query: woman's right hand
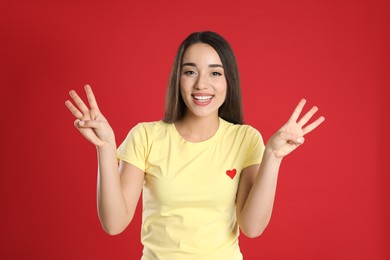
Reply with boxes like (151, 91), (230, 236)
(65, 84), (115, 147)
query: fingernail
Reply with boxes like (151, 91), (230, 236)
(297, 137), (304, 143)
(78, 121), (84, 126)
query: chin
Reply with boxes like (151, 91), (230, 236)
(188, 109), (219, 119)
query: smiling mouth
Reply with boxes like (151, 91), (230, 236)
(192, 95), (213, 102)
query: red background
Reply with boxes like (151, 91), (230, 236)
(1, 0), (389, 259)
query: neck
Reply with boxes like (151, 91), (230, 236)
(175, 114), (220, 142)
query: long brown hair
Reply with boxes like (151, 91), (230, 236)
(164, 31), (244, 124)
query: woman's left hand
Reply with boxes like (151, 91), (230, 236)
(267, 99), (325, 158)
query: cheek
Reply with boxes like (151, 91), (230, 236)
(220, 82), (228, 102)
(218, 80), (227, 96)
(179, 82), (186, 99)
(179, 77), (191, 94)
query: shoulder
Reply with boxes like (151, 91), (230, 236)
(219, 119), (265, 162)
(130, 120), (169, 131)
(128, 120), (172, 140)
(220, 118), (262, 140)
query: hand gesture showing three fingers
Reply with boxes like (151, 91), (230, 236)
(65, 85), (115, 147)
(267, 99), (325, 158)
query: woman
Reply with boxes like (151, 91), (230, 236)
(65, 31), (324, 259)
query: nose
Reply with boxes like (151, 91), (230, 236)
(195, 73), (208, 90)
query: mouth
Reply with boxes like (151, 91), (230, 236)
(192, 94), (214, 105)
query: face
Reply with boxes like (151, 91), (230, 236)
(180, 43), (227, 120)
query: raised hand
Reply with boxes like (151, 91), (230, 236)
(267, 99), (325, 158)
(65, 85), (115, 147)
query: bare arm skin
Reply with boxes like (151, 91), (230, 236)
(65, 85), (144, 235)
(236, 99), (325, 238)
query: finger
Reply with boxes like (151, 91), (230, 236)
(69, 90), (90, 114)
(303, 116), (325, 135)
(298, 106), (318, 127)
(274, 144), (301, 158)
(74, 119), (81, 128)
(289, 99), (306, 122)
(273, 133), (304, 158)
(80, 129), (104, 146)
(73, 120), (105, 146)
(278, 131), (305, 145)
(65, 100), (83, 119)
(84, 84), (100, 111)
(76, 119), (105, 129)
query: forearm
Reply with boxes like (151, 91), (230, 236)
(238, 148), (282, 237)
(96, 142), (128, 234)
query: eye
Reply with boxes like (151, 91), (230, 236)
(211, 71), (222, 76)
(183, 70), (196, 76)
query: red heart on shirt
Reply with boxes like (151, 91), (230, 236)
(226, 169), (237, 179)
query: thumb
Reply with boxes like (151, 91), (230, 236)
(279, 131), (305, 145)
(296, 136), (305, 144)
(73, 119), (106, 146)
(75, 119), (104, 129)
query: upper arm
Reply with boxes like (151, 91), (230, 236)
(119, 160), (145, 221)
(236, 164), (260, 215)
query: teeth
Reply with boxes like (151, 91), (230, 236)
(193, 95), (212, 100)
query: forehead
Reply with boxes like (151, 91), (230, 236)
(182, 43), (222, 64)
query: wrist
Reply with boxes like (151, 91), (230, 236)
(96, 140), (117, 152)
(264, 147), (283, 163)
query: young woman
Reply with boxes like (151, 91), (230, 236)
(65, 31), (324, 259)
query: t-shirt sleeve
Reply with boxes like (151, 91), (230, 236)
(117, 123), (149, 172)
(242, 126), (265, 169)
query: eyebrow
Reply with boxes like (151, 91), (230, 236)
(182, 62), (223, 68)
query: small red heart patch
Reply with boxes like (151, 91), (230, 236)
(226, 169), (237, 179)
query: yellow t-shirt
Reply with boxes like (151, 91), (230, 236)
(117, 118), (265, 260)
